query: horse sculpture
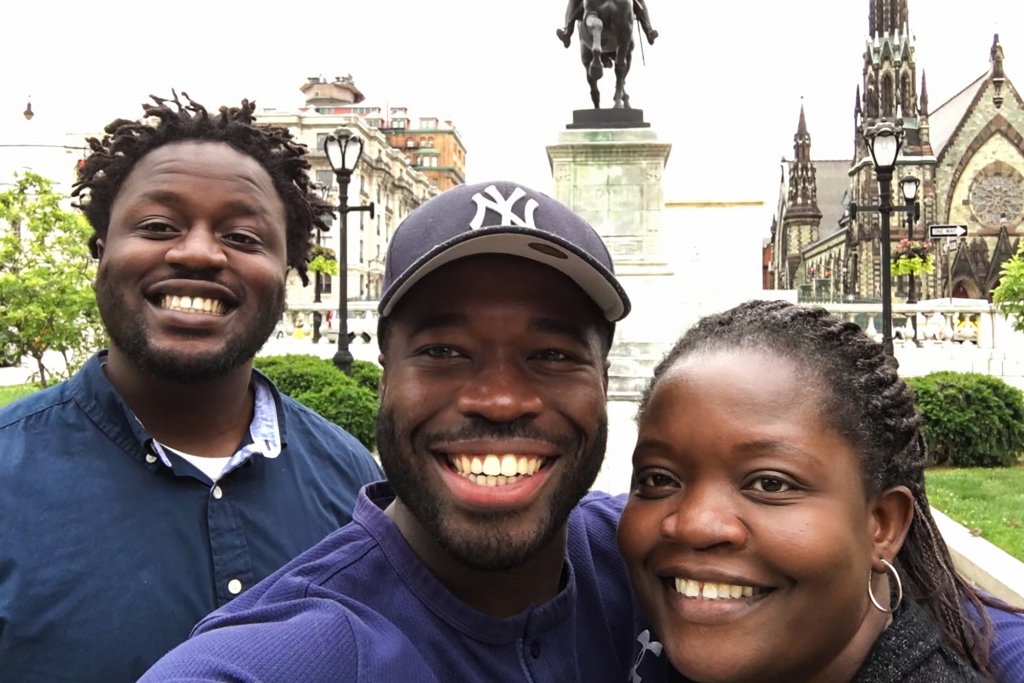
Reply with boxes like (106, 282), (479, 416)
(578, 0), (635, 109)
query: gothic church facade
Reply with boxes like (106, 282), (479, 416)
(767, 0), (1024, 303)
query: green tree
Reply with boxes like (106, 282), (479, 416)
(0, 172), (105, 386)
(994, 242), (1024, 333)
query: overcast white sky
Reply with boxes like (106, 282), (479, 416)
(2, 0), (1023, 231)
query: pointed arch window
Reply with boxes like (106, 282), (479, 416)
(882, 75), (894, 118)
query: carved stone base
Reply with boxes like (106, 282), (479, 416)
(567, 108), (650, 130)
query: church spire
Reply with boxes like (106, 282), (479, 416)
(869, 0), (909, 39)
(786, 102), (821, 221)
(795, 101), (811, 162)
(919, 69), (929, 116)
(992, 34), (1007, 109)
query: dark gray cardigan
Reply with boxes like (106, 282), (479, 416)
(851, 599), (984, 682)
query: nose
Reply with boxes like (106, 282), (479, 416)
(659, 479), (749, 551)
(165, 224), (228, 271)
(455, 358), (543, 423)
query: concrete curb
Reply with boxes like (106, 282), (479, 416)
(932, 507), (1024, 608)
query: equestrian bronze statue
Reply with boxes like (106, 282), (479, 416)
(556, 0), (658, 109)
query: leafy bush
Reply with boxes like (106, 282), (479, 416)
(254, 355), (341, 397)
(254, 354), (379, 450)
(295, 383), (378, 451)
(351, 360), (382, 397)
(907, 371), (1024, 468)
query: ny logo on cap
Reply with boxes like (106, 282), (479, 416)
(469, 185), (539, 230)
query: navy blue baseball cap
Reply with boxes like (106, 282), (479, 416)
(378, 181), (630, 322)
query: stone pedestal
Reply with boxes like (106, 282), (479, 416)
(547, 124), (674, 398)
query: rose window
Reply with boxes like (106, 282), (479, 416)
(970, 171), (1024, 228)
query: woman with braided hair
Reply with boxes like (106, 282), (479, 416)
(617, 300), (1024, 682)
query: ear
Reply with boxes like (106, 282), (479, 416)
(378, 355), (388, 399)
(868, 485), (914, 569)
(94, 238), (105, 260)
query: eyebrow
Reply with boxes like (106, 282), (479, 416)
(408, 312), (470, 337)
(734, 440), (822, 465)
(137, 190), (271, 221)
(530, 317), (591, 347)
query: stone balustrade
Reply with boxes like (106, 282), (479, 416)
(277, 301), (381, 344)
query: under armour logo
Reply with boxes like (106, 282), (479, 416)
(629, 630), (664, 683)
(469, 185), (539, 230)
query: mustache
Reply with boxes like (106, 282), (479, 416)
(418, 417), (580, 453)
(145, 268), (243, 299)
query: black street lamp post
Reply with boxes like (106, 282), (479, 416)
(899, 175), (922, 305)
(324, 127), (375, 374)
(848, 119), (914, 357)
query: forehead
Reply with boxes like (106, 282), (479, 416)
(648, 350), (823, 427)
(112, 141), (284, 216)
(390, 254), (604, 331)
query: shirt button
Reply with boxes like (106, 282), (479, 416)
(145, 454), (158, 464)
(212, 486), (223, 499)
(530, 641), (541, 659)
(227, 579), (243, 595)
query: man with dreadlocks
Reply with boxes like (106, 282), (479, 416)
(0, 93), (382, 683)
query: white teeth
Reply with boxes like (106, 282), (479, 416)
(673, 579), (759, 600)
(483, 455), (501, 476)
(500, 455), (518, 477)
(450, 454), (547, 485)
(160, 295), (226, 316)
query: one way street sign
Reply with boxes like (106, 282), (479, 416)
(929, 224), (968, 239)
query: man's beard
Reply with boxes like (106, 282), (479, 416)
(94, 270), (285, 383)
(376, 407), (608, 572)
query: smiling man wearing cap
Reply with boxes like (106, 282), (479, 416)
(141, 181), (680, 682)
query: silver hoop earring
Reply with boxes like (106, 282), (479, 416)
(868, 558), (903, 614)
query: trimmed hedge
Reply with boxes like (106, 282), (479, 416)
(254, 354), (379, 450)
(906, 371), (1024, 468)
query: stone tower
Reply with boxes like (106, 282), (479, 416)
(780, 104), (823, 286)
(860, 0), (918, 126)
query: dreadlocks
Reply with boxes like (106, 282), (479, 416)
(73, 91), (332, 285)
(638, 299), (1022, 680)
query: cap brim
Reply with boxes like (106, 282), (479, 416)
(379, 227), (631, 322)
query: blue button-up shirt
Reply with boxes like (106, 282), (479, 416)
(0, 353), (383, 683)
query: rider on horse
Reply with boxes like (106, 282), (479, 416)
(556, 0), (658, 48)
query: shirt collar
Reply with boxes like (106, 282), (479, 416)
(147, 374), (282, 473)
(353, 482), (579, 643)
(70, 352), (287, 474)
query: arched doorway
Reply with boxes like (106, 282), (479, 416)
(951, 277), (982, 299)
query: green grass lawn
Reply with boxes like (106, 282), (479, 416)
(0, 383), (38, 408)
(926, 465), (1024, 562)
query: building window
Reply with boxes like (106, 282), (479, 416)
(315, 169), (334, 191)
(316, 133), (329, 149)
(359, 240), (364, 263)
(318, 273), (332, 294)
(427, 136), (434, 148)
(406, 137), (416, 148)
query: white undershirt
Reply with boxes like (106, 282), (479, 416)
(172, 450), (233, 482)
